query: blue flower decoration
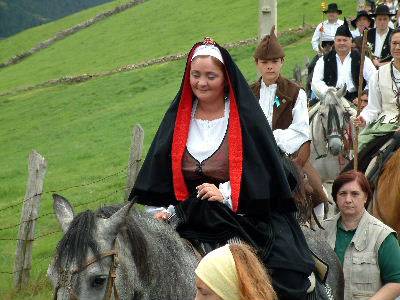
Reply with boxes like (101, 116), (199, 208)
(273, 96), (281, 108)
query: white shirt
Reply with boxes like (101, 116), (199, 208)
(146, 99), (234, 214)
(311, 52), (375, 98)
(374, 28), (390, 58)
(259, 80), (310, 154)
(187, 98), (232, 209)
(361, 64), (400, 124)
(351, 28), (361, 38)
(187, 99), (229, 162)
(311, 19), (344, 52)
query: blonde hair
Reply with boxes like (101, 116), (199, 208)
(229, 243), (277, 300)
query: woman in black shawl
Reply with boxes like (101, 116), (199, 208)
(129, 38), (314, 299)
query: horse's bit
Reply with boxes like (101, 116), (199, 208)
(53, 239), (120, 300)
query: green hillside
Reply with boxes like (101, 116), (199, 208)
(0, 0), (114, 38)
(0, 0), (128, 62)
(0, 0), (357, 298)
(0, 0), (356, 95)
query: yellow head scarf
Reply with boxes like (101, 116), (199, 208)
(195, 244), (240, 300)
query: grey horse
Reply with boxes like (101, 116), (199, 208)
(47, 194), (197, 300)
(48, 193), (344, 299)
(310, 86), (357, 203)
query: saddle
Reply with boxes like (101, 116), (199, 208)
(365, 131), (400, 188)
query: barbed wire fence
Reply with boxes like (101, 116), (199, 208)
(0, 124), (144, 290)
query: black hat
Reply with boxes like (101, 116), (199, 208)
(351, 10), (374, 28)
(335, 18), (352, 38)
(371, 4), (396, 17)
(323, 3), (342, 14)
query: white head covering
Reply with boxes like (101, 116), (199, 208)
(195, 244), (240, 300)
(191, 41), (224, 64)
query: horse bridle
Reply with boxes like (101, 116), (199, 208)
(312, 103), (349, 160)
(53, 238), (120, 300)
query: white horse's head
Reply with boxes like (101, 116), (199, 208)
(47, 194), (136, 300)
(317, 85), (351, 156)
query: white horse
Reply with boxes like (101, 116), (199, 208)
(309, 86), (357, 209)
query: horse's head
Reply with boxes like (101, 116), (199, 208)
(318, 85), (350, 156)
(47, 194), (137, 300)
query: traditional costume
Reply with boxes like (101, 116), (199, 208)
(367, 5), (395, 63)
(251, 27), (329, 226)
(342, 63), (400, 183)
(312, 19), (376, 102)
(311, 3), (344, 52)
(251, 27), (310, 159)
(129, 38), (315, 300)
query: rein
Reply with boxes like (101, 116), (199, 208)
(53, 240), (120, 300)
(311, 101), (349, 160)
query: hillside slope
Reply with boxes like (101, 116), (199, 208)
(0, 0), (129, 62)
(0, 0), (356, 95)
(0, 0), (114, 38)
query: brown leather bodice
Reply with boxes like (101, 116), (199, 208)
(182, 133), (229, 190)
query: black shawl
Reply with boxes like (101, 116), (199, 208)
(129, 41), (297, 216)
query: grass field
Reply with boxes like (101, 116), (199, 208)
(0, 0), (130, 63)
(0, 0), (357, 298)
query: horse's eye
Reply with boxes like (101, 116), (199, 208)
(91, 275), (107, 288)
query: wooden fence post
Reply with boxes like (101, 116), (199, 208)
(259, 0), (277, 40)
(13, 150), (47, 290)
(125, 124), (144, 201)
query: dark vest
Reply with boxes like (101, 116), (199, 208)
(367, 28), (393, 61)
(250, 76), (300, 130)
(322, 50), (366, 91)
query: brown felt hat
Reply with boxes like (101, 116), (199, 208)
(254, 26), (285, 60)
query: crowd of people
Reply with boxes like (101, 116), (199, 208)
(126, 2), (400, 299)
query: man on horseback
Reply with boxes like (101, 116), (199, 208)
(250, 27), (329, 221)
(355, 28), (400, 132)
(353, 28), (400, 172)
(367, 4), (395, 68)
(312, 19), (375, 103)
(311, 3), (343, 54)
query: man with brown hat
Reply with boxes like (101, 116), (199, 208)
(250, 26), (329, 222)
(367, 4), (395, 67)
(251, 26), (310, 167)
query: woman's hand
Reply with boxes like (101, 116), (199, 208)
(154, 210), (171, 221)
(353, 115), (366, 128)
(196, 183), (224, 202)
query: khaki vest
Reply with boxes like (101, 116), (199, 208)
(322, 211), (395, 300)
(377, 63), (400, 123)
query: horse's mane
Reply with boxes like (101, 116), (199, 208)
(378, 149), (400, 201)
(55, 210), (100, 271)
(281, 157), (312, 224)
(55, 204), (150, 284)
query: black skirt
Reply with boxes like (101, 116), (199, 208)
(175, 196), (315, 299)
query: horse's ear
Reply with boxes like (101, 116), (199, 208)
(336, 84), (347, 99)
(53, 194), (75, 233)
(103, 200), (135, 237)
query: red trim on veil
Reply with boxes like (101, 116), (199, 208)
(171, 46), (243, 212)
